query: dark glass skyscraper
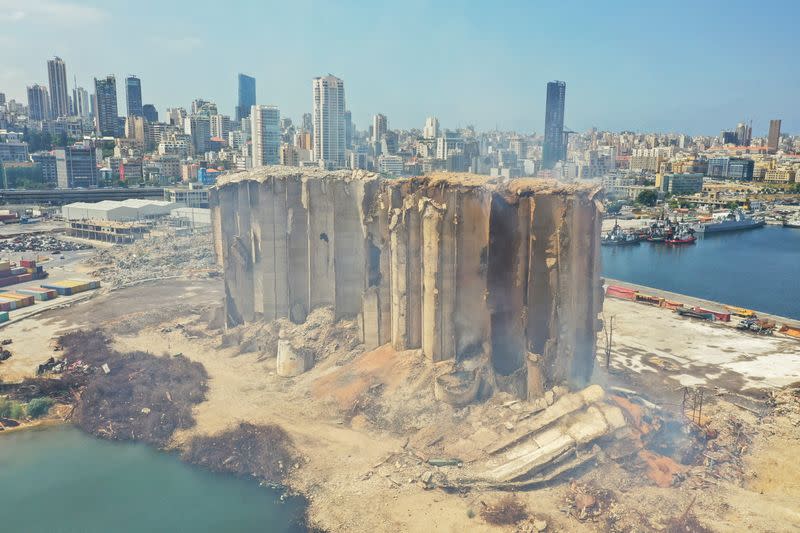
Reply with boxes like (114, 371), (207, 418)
(126, 75), (143, 117)
(94, 75), (119, 137)
(236, 73), (256, 122)
(542, 80), (566, 169)
(142, 104), (158, 123)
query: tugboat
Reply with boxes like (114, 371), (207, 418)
(647, 218), (674, 242)
(601, 222), (641, 246)
(665, 226), (696, 245)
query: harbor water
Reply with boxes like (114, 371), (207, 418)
(0, 425), (306, 533)
(602, 225), (800, 320)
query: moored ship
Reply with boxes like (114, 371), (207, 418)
(692, 209), (764, 234)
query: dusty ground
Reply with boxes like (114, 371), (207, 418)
(2, 272), (799, 531)
(600, 297), (800, 394)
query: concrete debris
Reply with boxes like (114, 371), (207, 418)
(87, 231), (220, 288)
(212, 167), (604, 403)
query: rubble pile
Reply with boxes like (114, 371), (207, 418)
(182, 422), (296, 484)
(58, 330), (208, 447)
(0, 235), (92, 253)
(87, 232), (220, 287)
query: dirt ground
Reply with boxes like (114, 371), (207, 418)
(2, 277), (800, 531)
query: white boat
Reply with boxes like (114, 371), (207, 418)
(692, 209), (765, 234)
(783, 216), (800, 229)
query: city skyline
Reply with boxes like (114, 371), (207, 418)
(1, 1), (798, 135)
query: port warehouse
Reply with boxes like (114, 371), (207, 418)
(59, 199), (211, 243)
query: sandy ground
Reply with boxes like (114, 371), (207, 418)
(2, 277), (800, 531)
(0, 280), (222, 381)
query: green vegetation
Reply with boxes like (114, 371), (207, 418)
(0, 161), (51, 189)
(26, 397), (55, 419)
(0, 397), (25, 419)
(21, 128), (78, 151)
(636, 189), (658, 207)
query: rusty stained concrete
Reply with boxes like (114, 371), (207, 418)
(211, 167), (604, 402)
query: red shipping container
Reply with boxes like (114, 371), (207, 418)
(20, 260), (36, 268)
(606, 285), (636, 300)
(693, 307), (731, 322)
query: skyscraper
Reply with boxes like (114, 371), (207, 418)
(236, 74), (256, 122)
(735, 122), (752, 147)
(142, 104), (159, 123)
(126, 76), (143, 117)
(312, 75), (346, 168)
(542, 80), (566, 169)
(251, 105), (281, 167)
(344, 110), (353, 149)
(94, 75), (120, 137)
(27, 85), (50, 121)
(423, 116), (440, 139)
(372, 113), (387, 142)
(72, 86), (90, 119)
(47, 57), (69, 118)
(767, 119), (781, 153)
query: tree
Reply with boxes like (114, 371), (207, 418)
(636, 189), (658, 207)
(606, 200), (625, 214)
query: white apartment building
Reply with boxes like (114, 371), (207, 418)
(312, 75), (346, 168)
(251, 105), (280, 167)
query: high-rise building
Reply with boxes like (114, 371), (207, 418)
(186, 115), (211, 154)
(0, 93), (5, 106)
(27, 85), (50, 121)
(767, 119), (781, 153)
(142, 104), (158, 123)
(542, 80), (566, 169)
(210, 114), (233, 140)
(344, 110), (353, 149)
(312, 75), (346, 168)
(423, 116), (440, 139)
(47, 57), (69, 118)
(72, 86), (90, 119)
(302, 113), (313, 133)
(251, 105), (280, 167)
(125, 75), (143, 117)
(236, 74), (256, 122)
(54, 145), (98, 188)
(94, 75), (120, 137)
(372, 113), (388, 142)
(735, 122), (752, 147)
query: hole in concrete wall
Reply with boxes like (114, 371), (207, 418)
(367, 237), (381, 287)
(488, 195), (524, 376)
(319, 232), (329, 243)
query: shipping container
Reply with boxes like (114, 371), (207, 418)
(0, 311), (9, 323)
(0, 298), (17, 311)
(0, 293), (35, 307)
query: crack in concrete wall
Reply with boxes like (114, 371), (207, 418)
(212, 167), (604, 400)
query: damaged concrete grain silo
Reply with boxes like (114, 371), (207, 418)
(210, 167), (604, 403)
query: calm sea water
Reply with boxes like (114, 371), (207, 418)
(0, 425), (305, 533)
(602, 225), (800, 320)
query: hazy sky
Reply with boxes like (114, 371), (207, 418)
(1, 0), (797, 135)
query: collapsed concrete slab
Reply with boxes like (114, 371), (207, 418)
(211, 167), (604, 398)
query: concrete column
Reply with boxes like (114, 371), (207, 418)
(421, 199), (446, 361)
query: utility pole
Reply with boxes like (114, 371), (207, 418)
(604, 315), (614, 369)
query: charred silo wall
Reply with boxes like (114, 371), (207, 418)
(211, 167), (603, 399)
